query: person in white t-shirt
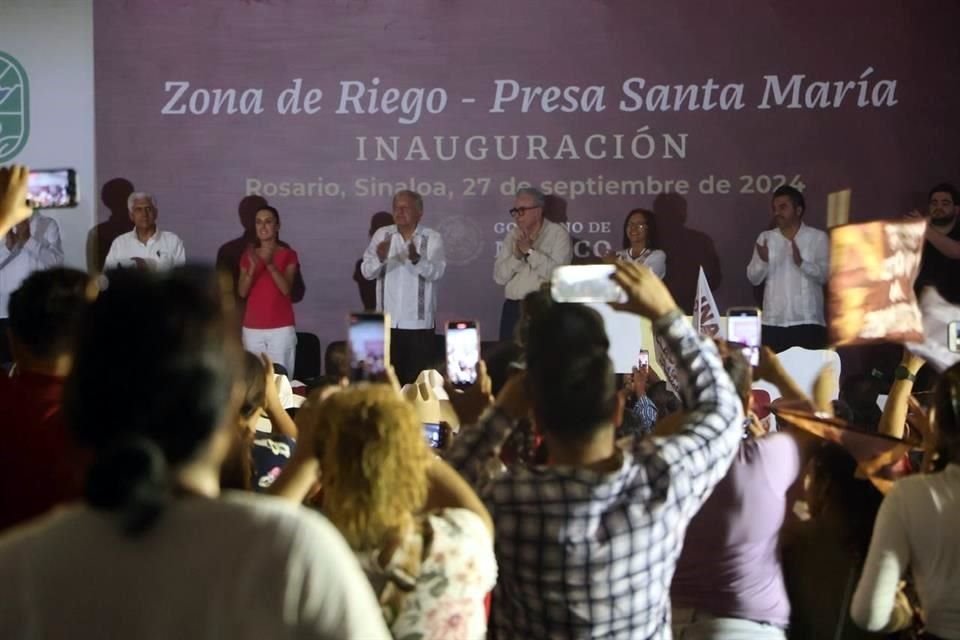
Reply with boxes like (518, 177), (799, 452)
(746, 185), (829, 353)
(851, 363), (960, 639)
(104, 192), (186, 270)
(0, 266), (389, 640)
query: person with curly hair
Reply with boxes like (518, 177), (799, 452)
(297, 383), (497, 639)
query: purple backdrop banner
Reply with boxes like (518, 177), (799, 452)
(94, 0), (960, 350)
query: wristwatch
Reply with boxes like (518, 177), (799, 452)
(893, 365), (916, 382)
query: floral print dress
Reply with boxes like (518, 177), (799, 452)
(359, 508), (497, 640)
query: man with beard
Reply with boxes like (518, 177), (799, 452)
(747, 185), (830, 353)
(911, 182), (960, 304)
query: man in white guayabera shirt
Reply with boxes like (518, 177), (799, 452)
(104, 192), (186, 271)
(0, 208), (63, 363)
(747, 185), (829, 353)
(361, 190), (446, 385)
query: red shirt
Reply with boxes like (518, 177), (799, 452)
(0, 371), (88, 532)
(241, 247), (298, 329)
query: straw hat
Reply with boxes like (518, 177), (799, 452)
(406, 369), (461, 430)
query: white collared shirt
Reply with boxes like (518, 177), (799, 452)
(614, 248), (667, 279)
(746, 223), (829, 327)
(0, 213), (64, 317)
(360, 225), (446, 330)
(104, 228), (186, 271)
(494, 219), (573, 300)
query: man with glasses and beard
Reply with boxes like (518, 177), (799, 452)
(493, 187), (572, 341)
(911, 182), (960, 304)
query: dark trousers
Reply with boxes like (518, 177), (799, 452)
(499, 299), (522, 342)
(0, 318), (11, 367)
(762, 324), (827, 353)
(391, 328), (437, 386)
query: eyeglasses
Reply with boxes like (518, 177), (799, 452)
(509, 206), (539, 218)
(627, 222), (648, 230)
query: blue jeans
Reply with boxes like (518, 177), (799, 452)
(672, 608), (787, 640)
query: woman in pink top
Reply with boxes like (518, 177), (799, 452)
(237, 206), (299, 377)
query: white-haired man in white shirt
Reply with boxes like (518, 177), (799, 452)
(104, 192), (186, 271)
(361, 190), (446, 384)
(747, 185), (829, 353)
(0, 206), (64, 363)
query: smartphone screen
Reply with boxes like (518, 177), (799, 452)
(423, 422), (442, 449)
(638, 349), (649, 369)
(727, 308), (762, 366)
(949, 320), (960, 353)
(348, 312), (390, 382)
(27, 169), (77, 209)
(446, 321), (480, 387)
(551, 264), (627, 304)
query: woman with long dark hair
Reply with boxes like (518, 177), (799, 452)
(0, 267), (388, 639)
(615, 208), (667, 278)
(238, 205), (300, 377)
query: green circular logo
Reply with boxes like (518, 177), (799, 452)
(0, 51), (29, 162)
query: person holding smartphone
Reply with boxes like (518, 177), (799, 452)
(746, 185), (829, 353)
(360, 190), (446, 385)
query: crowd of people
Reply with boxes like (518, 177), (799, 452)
(1, 163), (959, 639)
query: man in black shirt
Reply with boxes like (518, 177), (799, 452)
(912, 182), (960, 304)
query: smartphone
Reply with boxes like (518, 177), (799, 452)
(727, 307), (762, 366)
(423, 422), (442, 449)
(638, 349), (649, 369)
(27, 169), (78, 209)
(551, 264), (626, 304)
(949, 320), (960, 353)
(446, 320), (480, 387)
(348, 312), (391, 382)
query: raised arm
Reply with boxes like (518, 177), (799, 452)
(443, 362), (522, 492)
(613, 261), (744, 509)
(421, 458), (493, 535)
(0, 166), (31, 238)
(878, 351), (925, 440)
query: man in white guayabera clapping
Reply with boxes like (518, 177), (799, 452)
(746, 185), (829, 353)
(361, 190), (446, 385)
